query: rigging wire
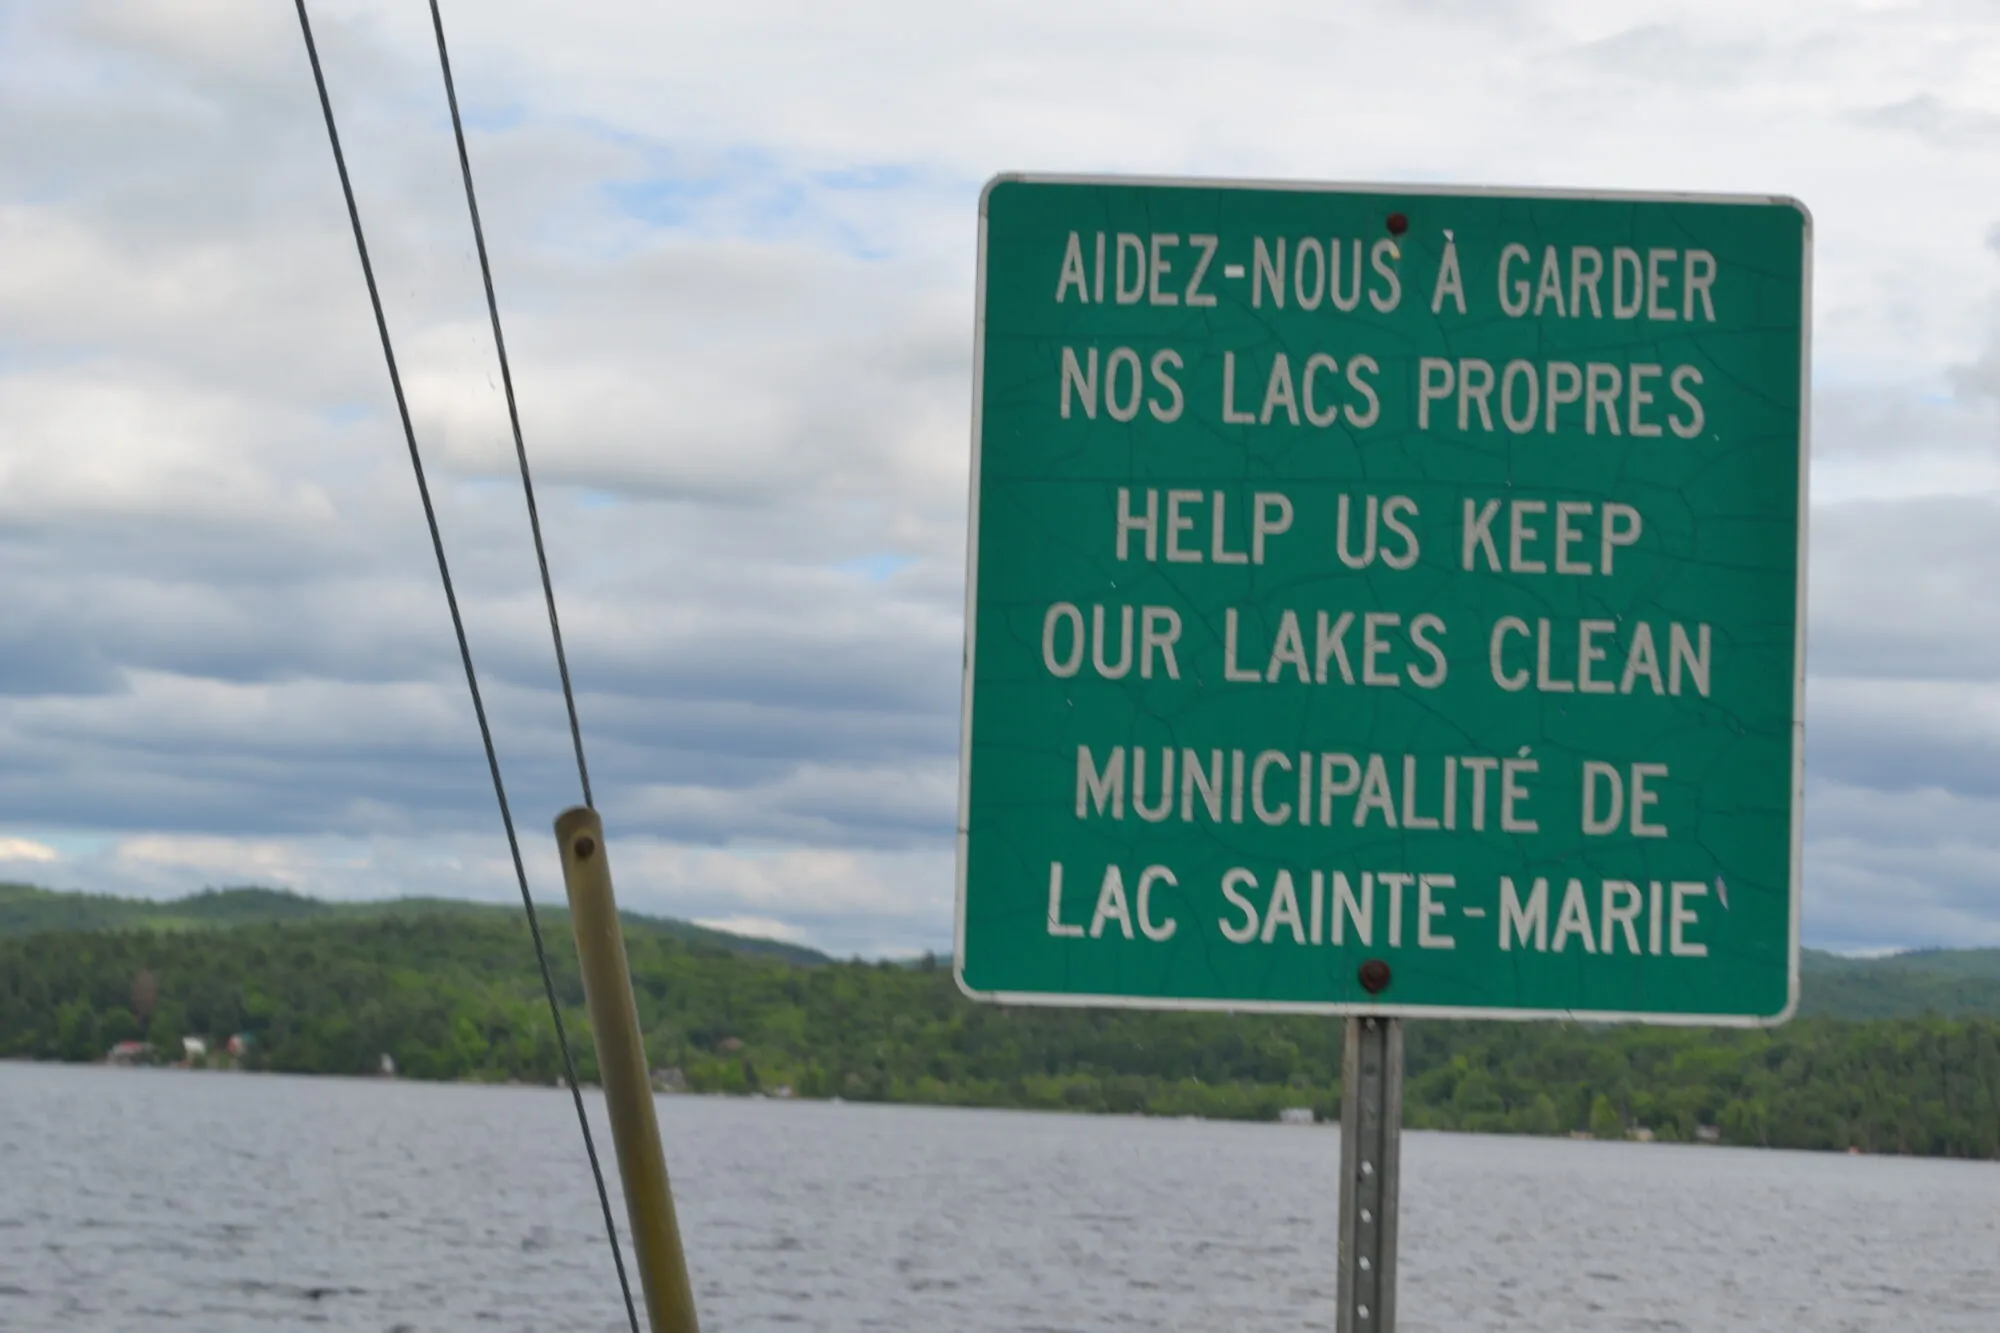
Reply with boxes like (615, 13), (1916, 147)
(427, 0), (594, 812)
(290, 6), (641, 1331)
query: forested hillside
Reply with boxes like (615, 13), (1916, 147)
(1797, 946), (2000, 1020)
(0, 882), (828, 965)
(8, 883), (1998, 1019)
(2, 897), (1996, 1160)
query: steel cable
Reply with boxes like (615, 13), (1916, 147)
(291, 5), (642, 1329)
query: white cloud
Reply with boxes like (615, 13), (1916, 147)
(0, 837), (61, 865)
(691, 916), (814, 948)
(1805, 781), (2000, 949)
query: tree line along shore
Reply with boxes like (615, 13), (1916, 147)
(1, 887), (1996, 1160)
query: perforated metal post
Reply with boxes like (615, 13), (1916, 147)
(1337, 1017), (1403, 1333)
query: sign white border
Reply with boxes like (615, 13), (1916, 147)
(953, 172), (1810, 1027)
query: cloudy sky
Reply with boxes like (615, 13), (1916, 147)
(1, 0), (1997, 957)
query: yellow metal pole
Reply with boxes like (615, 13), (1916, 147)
(554, 806), (700, 1333)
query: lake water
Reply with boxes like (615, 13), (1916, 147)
(2, 1062), (1995, 1331)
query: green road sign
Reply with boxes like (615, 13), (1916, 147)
(955, 175), (1809, 1025)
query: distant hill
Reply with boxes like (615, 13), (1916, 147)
(0, 883), (830, 967)
(7, 883), (1996, 1019)
(1798, 946), (2000, 1020)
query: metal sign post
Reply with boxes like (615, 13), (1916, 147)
(952, 174), (1811, 1327)
(1337, 1018), (1403, 1333)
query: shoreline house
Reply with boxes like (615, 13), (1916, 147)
(106, 1041), (153, 1066)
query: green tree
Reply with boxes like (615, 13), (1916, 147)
(147, 1000), (188, 1060)
(1590, 1092), (1623, 1141)
(1520, 1092), (1561, 1136)
(55, 999), (98, 1062)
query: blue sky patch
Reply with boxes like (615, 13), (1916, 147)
(833, 552), (914, 583)
(595, 138), (927, 261)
